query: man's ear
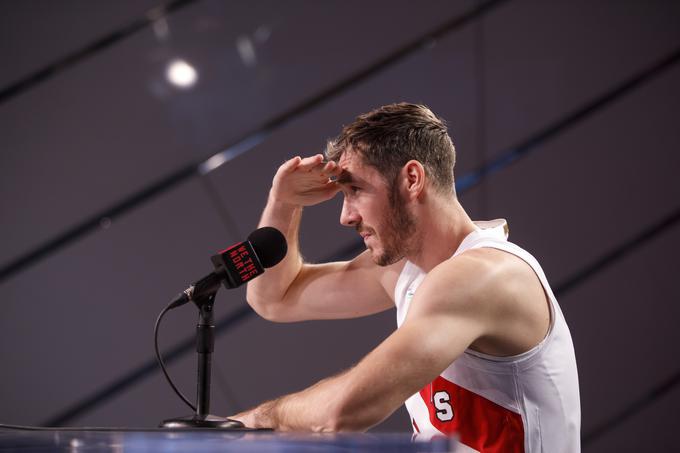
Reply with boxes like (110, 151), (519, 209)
(400, 160), (426, 201)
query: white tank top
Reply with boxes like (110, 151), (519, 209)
(394, 219), (580, 452)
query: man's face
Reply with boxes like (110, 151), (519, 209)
(336, 152), (416, 266)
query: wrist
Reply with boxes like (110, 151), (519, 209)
(268, 189), (302, 212)
(253, 399), (278, 429)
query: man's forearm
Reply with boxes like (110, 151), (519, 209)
(258, 190), (303, 267)
(246, 155), (342, 320)
(236, 370), (353, 432)
(246, 192), (305, 318)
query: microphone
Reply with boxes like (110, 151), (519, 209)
(169, 226), (287, 308)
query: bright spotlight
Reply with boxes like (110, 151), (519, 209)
(166, 59), (198, 89)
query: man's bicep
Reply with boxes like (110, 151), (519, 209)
(360, 272), (489, 404)
(277, 250), (398, 322)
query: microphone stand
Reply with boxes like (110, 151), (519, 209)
(160, 290), (244, 429)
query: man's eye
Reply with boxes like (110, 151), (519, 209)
(350, 186), (360, 193)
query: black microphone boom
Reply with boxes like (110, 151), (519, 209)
(169, 226), (287, 309)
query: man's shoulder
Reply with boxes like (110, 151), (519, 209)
(422, 247), (538, 312)
(410, 246), (550, 356)
(450, 246), (535, 284)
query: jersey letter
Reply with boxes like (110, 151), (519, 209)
(433, 391), (454, 421)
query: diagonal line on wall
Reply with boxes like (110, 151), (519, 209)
(0, 0), (201, 106)
(37, 41), (680, 426)
(27, 4), (680, 431)
(455, 46), (680, 192)
(39, 188), (680, 426)
(0, 0), (508, 284)
(43, 305), (253, 427)
(554, 208), (680, 297)
(582, 369), (680, 447)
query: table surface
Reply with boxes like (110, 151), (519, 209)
(0, 426), (463, 452)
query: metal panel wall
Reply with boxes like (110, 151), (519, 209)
(1, 0), (678, 448)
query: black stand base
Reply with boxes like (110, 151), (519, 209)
(158, 294), (273, 432)
(160, 414), (246, 429)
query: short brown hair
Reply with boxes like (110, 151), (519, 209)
(326, 103), (456, 195)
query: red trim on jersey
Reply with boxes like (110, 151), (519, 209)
(412, 418), (420, 433)
(419, 376), (525, 452)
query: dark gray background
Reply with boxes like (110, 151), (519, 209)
(1, 1), (679, 450)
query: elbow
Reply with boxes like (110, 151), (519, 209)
(245, 287), (280, 322)
(245, 261), (306, 323)
(245, 285), (294, 323)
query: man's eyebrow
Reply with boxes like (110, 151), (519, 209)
(335, 170), (353, 185)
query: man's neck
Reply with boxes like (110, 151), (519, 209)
(407, 195), (477, 272)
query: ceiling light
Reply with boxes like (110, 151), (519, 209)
(166, 59), (198, 89)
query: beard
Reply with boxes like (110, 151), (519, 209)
(371, 185), (417, 266)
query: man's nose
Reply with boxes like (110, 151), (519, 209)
(340, 198), (360, 227)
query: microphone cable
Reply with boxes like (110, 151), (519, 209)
(154, 299), (196, 412)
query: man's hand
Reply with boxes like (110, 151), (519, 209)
(230, 403), (272, 430)
(271, 154), (342, 207)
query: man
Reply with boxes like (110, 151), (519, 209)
(233, 103), (580, 452)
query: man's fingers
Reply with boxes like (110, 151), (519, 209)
(321, 160), (340, 175)
(280, 156), (302, 174)
(297, 154), (324, 171)
(283, 155), (336, 177)
(315, 181), (341, 201)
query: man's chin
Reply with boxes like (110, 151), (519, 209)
(370, 248), (402, 267)
(366, 247), (385, 266)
